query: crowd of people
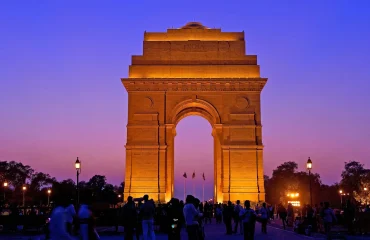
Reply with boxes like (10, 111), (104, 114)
(120, 194), (271, 240)
(2, 194), (370, 240)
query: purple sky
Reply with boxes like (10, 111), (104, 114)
(1, 1), (370, 200)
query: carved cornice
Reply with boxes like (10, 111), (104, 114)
(122, 78), (267, 92)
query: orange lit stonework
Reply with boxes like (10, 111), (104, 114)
(122, 22), (267, 203)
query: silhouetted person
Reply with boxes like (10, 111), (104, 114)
(278, 204), (288, 229)
(344, 199), (355, 235)
(140, 195), (156, 240)
(223, 201), (233, 235)
(122, 196), (137, 240)
(322, 202), (336, 238)
(260, 202), (268, 234)
(239, 200), (256, 240)
(167, 198), (183, 240)
(233, 200), (243, 234)
(183, 195), (200, 240)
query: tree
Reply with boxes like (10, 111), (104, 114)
(30, 172), (55, 192)
(3, 161), (34, 189)
(353, 171), (370, 205)
(87, 175), (107, 192)
(341, 161), (368, 193)
(52, 179), (76, 201)
(266, 162), (299, 204)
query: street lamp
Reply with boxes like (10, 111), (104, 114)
(364, 188), (368, 205)
(3, 182), (8, 201)
(306, 157), (313, 206)
(47, 189), (51, 206)
(75, 157), (81, 205)
(339, 190), (343, 206)
(22, 186), (27, 207)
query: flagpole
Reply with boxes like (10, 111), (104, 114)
(202, 180), (204, 203)
(193, 179), (195, 196)
(184, 177), (186, 201)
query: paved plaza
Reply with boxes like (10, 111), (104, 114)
(4, 222), (370, 240)
(3, 222), (370, 240)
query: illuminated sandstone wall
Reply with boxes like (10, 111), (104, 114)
(122, 22), (267, 203)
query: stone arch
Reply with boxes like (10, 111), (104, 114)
(170, 98), (221, 126)
(164, 98), (223, 202)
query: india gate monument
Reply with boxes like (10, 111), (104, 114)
(122, 22), (267, 203)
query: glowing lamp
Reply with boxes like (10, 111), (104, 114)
(75, 157), (81, 170)
(364, 188), (368, 191)
(339, 190), (343, 194)
(306, 157), (312, 170)
(3, 182), (8, 187)
(22, 186), (26, 191)
(47, 189), (51, 194)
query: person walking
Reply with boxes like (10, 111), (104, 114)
(140, 195), (156, 240)
(278, 204), (288, 229)
(239, 200), (256, 240)
(260, 203), (268, 234)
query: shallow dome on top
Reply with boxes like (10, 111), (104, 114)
(180, 22), (209, 29)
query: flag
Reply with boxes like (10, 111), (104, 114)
(192, 171), (195, 179)
(203, 173), (205, 181)
(183, 172), (187, 178)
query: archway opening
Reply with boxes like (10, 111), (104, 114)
(174, 116), (214, 202)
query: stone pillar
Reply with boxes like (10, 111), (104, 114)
(213, 125), (223, 203)
(165, 124), (175, 202)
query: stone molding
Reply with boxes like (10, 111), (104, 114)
(122, 78), (267, 92)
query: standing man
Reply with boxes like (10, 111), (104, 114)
(183, 195), (201, 240)
(223, 201), (233, 235)
(239, 200), (256, 240)
(122, 196), (137, 240)
(141, 195), (156, 240)
(233, 200), (243, 234)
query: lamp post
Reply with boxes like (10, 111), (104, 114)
(22, 186), (27, 207)
(75, 157), (81, 205)
(339, 190), (343, 206)
(364, 187), (368, 205)
(306, 157), (313, 206)
(3, 182), (8, 201)
(47, 189), (51, 206)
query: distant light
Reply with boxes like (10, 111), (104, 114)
(339, 190), (343, 194)
(22, 186), (27, 191)
(47, 189), (51, 194)
(364, 188), (368, 191)
(118, 194), (121, 198)
(3, 182), (8, 187)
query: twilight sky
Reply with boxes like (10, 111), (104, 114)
(1, 1), (370, 200)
